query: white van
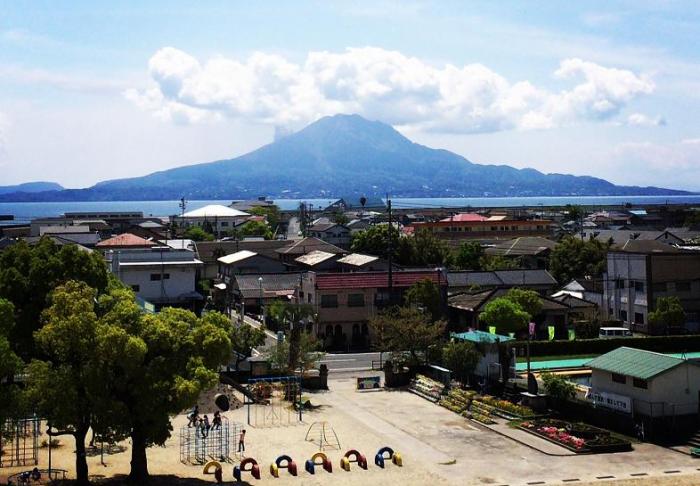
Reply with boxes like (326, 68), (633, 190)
(599, 327), (633, 338)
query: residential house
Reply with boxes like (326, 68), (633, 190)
(196, 239), (289, 279)
(38, 226), (101, 247)
(603, 240), (700, 333)
(294, 250), (340, 272)
(230, 272), (306, 315)
(447, 288), (571, 338)
(585, 211), (632, 228)
(577, 229), (684, 246)
(302, 269), (447, 351)
(176, 204), (250, 238)
(451, 330), (514, 382)
(551, 278), (604, 309)
(107, 247), (204, 312)
(218, 250), (287, 278)
(308, 223), (351, 249)
(588, 347), (700, 436)
(484, 236), (556, 269)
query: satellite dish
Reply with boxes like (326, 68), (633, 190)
(214, 393), (230, 412)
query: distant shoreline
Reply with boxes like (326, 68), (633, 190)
(2, 194), (700, 224)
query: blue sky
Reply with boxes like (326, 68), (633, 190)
(1, 1), (700, 190)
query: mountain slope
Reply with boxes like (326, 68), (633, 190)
(0, 181), (63, 195)
(0, 114), (690, 201)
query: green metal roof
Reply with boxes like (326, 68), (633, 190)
(451, 330), (514, 344)
(587, 347), (686, 380)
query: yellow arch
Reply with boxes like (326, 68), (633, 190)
(203, 461), (222, 474)
(311, 452), (328, 464)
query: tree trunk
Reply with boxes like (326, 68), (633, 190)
(129, 425), (149, 482)
(74, 429), (90, 486)
(288, 324), (301, 372)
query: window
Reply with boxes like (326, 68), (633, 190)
(634, 281), (645, 292)
(221, 221), (229, 227)
(676, 281), (691, 292)
(633, 378), (648, 389)
(150, 273), (170, 281)
(348, 293), (365, 307)
(634, 312), (645, 324)
(131, 285), (140, 292)
(620, 310), (628, 322)
(615, 279), (625, 289)
(321, 295), (338, 308)
(307, 293), (312, 303)
(652, 282), (667, 292)
(612, 373), (626, 384)
(299, 291), (304, 299)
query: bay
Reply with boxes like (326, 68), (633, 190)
(2, 195), (700, 225)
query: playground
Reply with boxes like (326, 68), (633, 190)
(2, 374), (700, 485)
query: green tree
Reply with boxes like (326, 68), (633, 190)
(549, 236), (607, 283)
(370, 307), (446, 366)
(249, 205), (281, 228)
(100, 303), (232, 481)
(183, 226), (215, 241)
(27, 281), (112, 485)
(479, 298), (530, 334)
(565, 204), (583, 222)
(229, 323), (267, 370)
(0, 238), (109, 358)
(481, 255), (520, 271)
(268, 331), (324, 374)
(648, 296), (686, 332)
(240, 220), (274, 240)
(267, 301), (317, 371)
(405, 279), (442, 320)
(541, 372), (576, 401)
(0, 299), (23, 424)
(504, 288), (542, 319)
(442, 341), (480, 384)
(454, 241), (484, 270)
(350, 224), (401, 258)
(331, 211), (350, 225)
(411, 229), (452, 267)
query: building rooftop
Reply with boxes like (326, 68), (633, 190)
(588, 347), (687, 380)
(276, 237), (345, 256)
(440, 213), (489, 223)
(218, 250), (258, 265)
(337, 253), (379, 267)
(295, 250), (337, 267)
(234, 273), (303, 299)
(315, 270), (442, 290)
(196, 240), (288, 262)
(449, 288), (569, 313)
(451, 330), (514, 344)
(96, 233), (156, 248)
(611, 239), (681, 254)
(485, 237), (556, 256)
(182, 204), (249, 218)
(447, 269), (557, 288)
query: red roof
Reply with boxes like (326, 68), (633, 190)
(316, 271), (443, 290)
(96, 233), (155, 248)
(440, 213), (488, 222)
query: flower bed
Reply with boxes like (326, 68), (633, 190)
(519, 419), (631, 454)
(476, 395), (535, 419)
(408, 374), (445, 402)
(439, 388), (474, 413)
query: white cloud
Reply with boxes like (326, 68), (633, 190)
(0, 65), (128, 95)
(127, 47), (657, 133)
(626, 112), (666, 127)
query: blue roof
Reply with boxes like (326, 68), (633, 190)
(451, 330), (514, 344)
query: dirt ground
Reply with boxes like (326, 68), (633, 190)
(2, 375), (700, 486)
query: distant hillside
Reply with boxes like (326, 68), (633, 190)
(0, 181), (63, 196)
(0, 115), (691, 201)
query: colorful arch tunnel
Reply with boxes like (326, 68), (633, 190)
(340, 449), (368, 471)
(305, 452), (333, 474)
(375, 446), (403, 468)
(234, 458), (261, 481)
(270, 455), (298, 477)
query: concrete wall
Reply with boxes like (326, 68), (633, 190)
(118, 265), (197, 302)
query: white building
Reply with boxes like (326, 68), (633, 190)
(176, 205), (250, 237)
(108, 247), (203, 311)
(588, 347), (700, 419)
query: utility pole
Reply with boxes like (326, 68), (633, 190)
(386, 194), (393, 304)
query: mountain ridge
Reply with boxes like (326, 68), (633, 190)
(0, 114), (691, 201)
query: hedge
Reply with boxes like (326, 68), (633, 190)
(502, 334), (700, 357)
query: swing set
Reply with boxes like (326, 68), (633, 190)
(245, 376), (302, 428)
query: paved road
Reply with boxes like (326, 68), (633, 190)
(286, 216), (301, 240)
(320, 351), (383, 372)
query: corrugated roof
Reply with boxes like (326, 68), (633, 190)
(485, 237), (556, 256)
(451, 330), (514, 344)
(234, 273), (303, 299)
(337, 253), (379, 267)
(96, 233), (155, 248)
(218, 250), (258, 265)
(588, 347), (686, 380)
(316, 271), (441, 290)
(447, 269), (556, 288)
(276, 237), (345, 255)
(295, 250), (336, 266)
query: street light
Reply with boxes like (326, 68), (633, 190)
(258, 276), (264, 324)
